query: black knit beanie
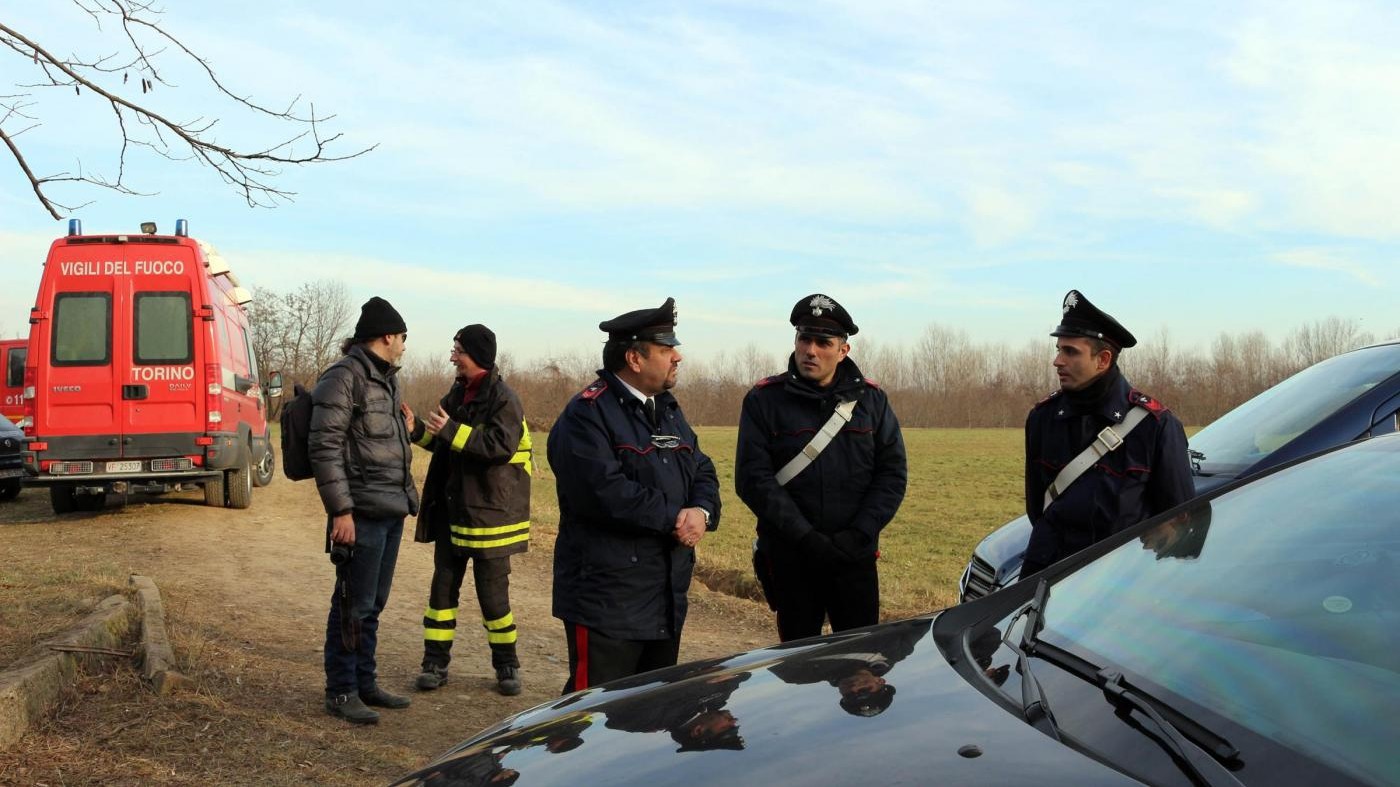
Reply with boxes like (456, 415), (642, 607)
(454, 324), (497, 369)
(354, 296), (407, 339)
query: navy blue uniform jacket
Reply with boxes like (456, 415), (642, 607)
(549, 370), (721, 641)
(735, 356), (907, 558)
(1024, 371), (1193, 572)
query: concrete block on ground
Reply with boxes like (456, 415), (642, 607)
(129, 575), (193, 696)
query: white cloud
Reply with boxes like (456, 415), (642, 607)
(1272, 248), (1380, 286)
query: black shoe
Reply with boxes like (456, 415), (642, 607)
(360, 685), (411, 709)
(496, 665), (522, 696)
(416, 666), (448, 691)
(325, 693), (379, 725)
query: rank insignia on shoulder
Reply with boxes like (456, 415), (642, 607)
(580, 379), (608, 401)
(862, 377), (881, 388)
(1129, 389), (1166, 415)
(753, 375), (781, 389)
(1035, 389), (1063, 407)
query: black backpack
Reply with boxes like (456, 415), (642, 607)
(280, 372), (364, 481)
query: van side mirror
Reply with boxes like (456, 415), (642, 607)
(267, 372), (284, 400)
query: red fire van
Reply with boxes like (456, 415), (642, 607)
(21, 220), (278, 513)
(1, 338), (25, 424)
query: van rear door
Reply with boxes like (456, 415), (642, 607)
(122, 243), (205, 458)
(38, 244), (122, 458)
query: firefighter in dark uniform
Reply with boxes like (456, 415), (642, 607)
(548, 298), (722, 693)
(736, 294), (907, 642)
(1021, 290), (1194, 578)
(409, 324), (533, 696)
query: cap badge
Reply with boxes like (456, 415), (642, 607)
(1062, 291), (1079, 314)
(809, 294), (835, 316)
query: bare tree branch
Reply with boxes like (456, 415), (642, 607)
(0, 1), (375, 218)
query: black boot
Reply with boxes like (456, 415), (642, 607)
(496, 665), (522, 696)
(360, 685), (411, 709)
(416, 665), (448, 691)
(325, 692), (379, 725)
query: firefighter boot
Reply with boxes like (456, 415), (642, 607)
(496, 665), (522, 696)
(416, 664), (448, 691)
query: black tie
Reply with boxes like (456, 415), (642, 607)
(645, 397), (658, 430)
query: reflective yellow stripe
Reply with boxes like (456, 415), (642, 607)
(487, 630), (517, 644)
(415, 430), (434, 448)
(449, 531), (531, 550)
(514, 422), (534, 475)
(424, 628), (455, 642)
(424, 606), (456, 622)
(483, 612), (514, 630)
(450, 423), (472, 451)
(450, 521), (530, 537)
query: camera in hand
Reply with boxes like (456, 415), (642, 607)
(329, 543), (354, 565)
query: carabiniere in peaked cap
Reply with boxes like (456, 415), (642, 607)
(599, 297), (681, 346)
(791, 293), (858, 338)
(1050, 289), (1136, 349)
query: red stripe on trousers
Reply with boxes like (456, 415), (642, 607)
(574, 625), (589, 690)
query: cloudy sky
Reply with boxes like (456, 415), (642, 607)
(2, 1), (1398, 367)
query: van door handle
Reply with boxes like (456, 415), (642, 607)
(122, 384), (148, 400)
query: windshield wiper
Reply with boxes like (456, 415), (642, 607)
(1098, 669), (1244, 787)
(1005, 580), (1245, 786)
(1002, 579), (1061, 741)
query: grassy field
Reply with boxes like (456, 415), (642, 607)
(532, 426), (1026, 620)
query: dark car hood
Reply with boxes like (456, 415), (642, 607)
(393, 616), (1139, 786)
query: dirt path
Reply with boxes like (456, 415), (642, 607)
(0, 476), (777, 785)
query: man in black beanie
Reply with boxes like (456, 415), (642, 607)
(310, 296), (419, 724)
(1021, 290), (1193, 578)
(409, 324), (533, 696)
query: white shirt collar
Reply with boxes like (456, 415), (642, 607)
(614, 375), (652, 406)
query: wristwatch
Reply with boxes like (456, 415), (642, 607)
(698, 507), (711, 526)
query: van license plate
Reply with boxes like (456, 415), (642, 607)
(105, 461), (142, 473)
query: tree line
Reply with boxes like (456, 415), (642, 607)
(248, 280), (1394, 429)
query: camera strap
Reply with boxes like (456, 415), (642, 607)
(336, 562), (360, 651)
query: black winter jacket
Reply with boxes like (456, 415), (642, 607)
(411, 368), (532, 558)
(736, 356), (907, 559)
(1023, 369), (1193, 572)
(548, 370), (722, 641)
(309, 344), (419, 519)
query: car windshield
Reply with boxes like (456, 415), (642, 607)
(1187, 343), (1400, 475)
(1038, 437), (1400, 786)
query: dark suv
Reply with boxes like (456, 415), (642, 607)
(0, 418), (23, 501)
(393, 435), (1400, 786)
(960, 339), (1400, 602)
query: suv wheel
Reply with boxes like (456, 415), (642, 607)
(0, 479), (20, 501)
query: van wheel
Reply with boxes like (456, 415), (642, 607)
(203, 472), (226, 507)
(226, 452), (253, 510)
(0, 479), (20, 501)
(75, 491), (106, 512)
(253, 443), (275, 487)
(50, 484), (76, 514)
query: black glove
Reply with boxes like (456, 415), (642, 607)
(831, 530), (872, 562)
(798, 531), (841, 565)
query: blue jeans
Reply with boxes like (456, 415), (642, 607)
(324, 515), (403, 696)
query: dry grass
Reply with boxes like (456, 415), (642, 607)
(0, 558), (128, 667)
